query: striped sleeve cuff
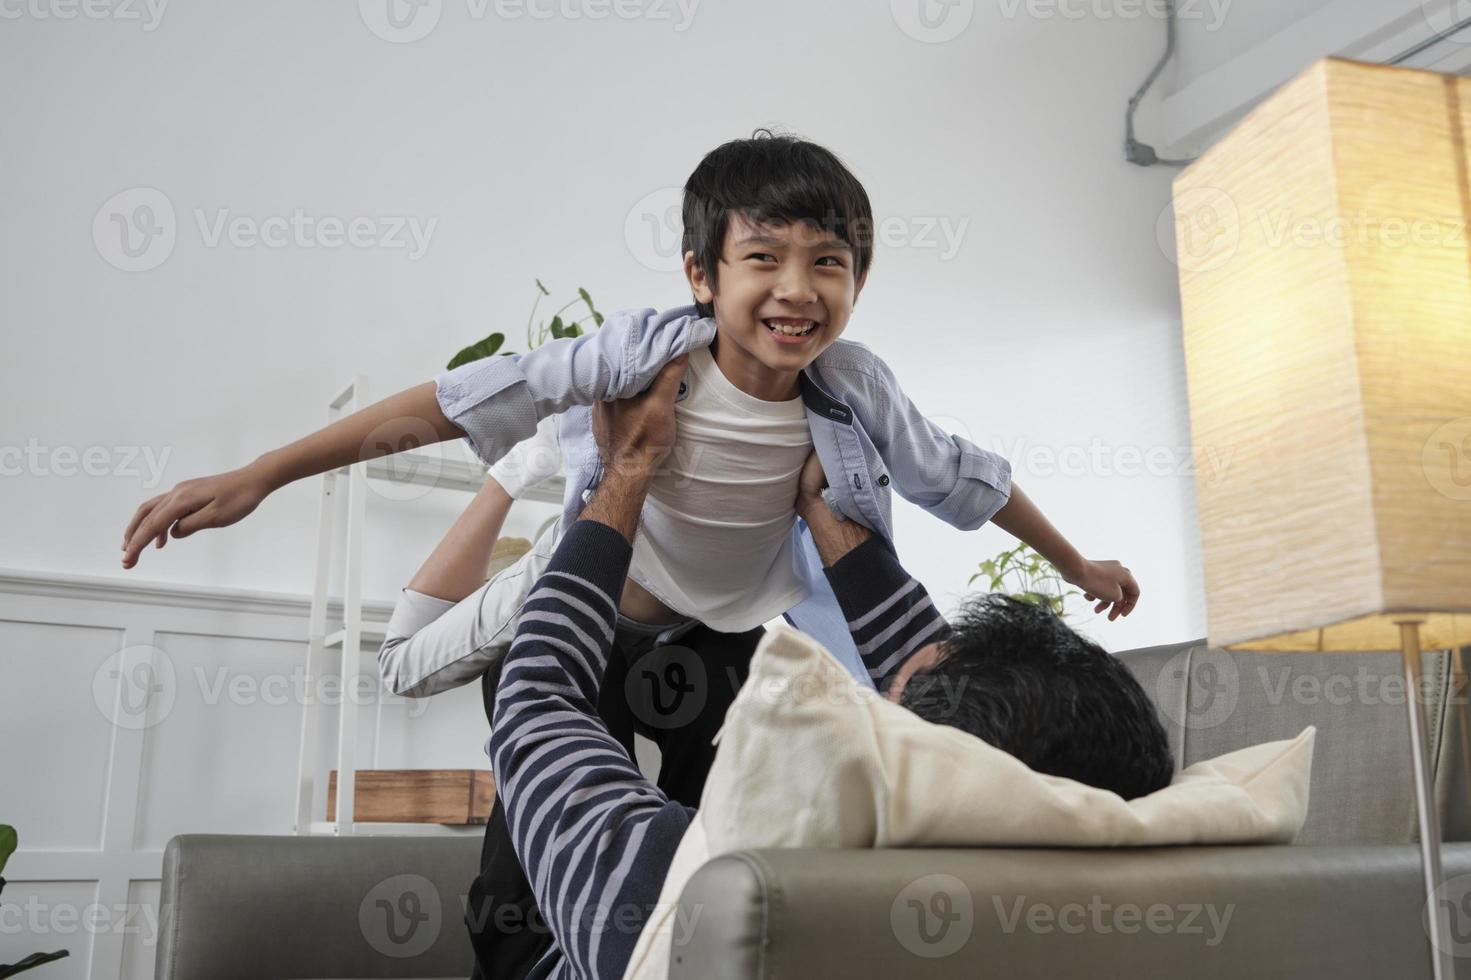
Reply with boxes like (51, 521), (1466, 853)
(822, 536), (949, 688)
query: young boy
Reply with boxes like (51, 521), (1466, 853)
(118, 130), (1140, 977)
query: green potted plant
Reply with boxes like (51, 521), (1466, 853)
(447, 280), (604, 369)
(969, 543), (1083, 621)
(449, 281), (604, 581)
(0, 825), (69, 977)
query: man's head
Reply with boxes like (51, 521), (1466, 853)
(891, 594), (1175, 801)
(681, 129), (873, 380)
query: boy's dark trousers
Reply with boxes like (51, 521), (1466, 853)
(465, 620), (763, 980)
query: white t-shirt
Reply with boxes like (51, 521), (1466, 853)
(626, 345), (812, 632)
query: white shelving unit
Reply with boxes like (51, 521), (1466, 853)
(292, 376), (563, 837)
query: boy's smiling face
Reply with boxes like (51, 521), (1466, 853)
(684, 211), (866, 401)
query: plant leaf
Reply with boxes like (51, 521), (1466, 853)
(592, 311), (604, 326)
(0, 950), (71, 978)
(446, 332), (506, 370)
(535, 278), (549, 296)
(0, 827), (14, 875)
(549, 316), (565, 340)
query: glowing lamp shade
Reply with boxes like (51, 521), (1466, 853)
(1171, 56), (1471, 654)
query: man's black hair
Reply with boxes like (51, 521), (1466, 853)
(682, 128), (874, 319)
(900, 594), (1176, 801)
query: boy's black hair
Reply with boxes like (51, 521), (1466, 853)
(682, 128), (874, 319)
(900, 594), (1175, 801)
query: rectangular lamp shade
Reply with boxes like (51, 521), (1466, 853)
(1171, 56), (1471, 653)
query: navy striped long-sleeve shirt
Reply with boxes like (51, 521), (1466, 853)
(488, 518), (946, 980)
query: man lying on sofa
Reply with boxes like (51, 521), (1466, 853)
(479, 357), (1175, 980)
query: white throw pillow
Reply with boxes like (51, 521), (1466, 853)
(622, 625), (1316, 980)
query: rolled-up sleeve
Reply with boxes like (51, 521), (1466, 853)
(433, 306), (715, 467)
(858, 349), (1013, 532)
(384, 588), (457, 642)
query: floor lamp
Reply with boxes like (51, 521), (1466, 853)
(1170, 56), (1471, 979)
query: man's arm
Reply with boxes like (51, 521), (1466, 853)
(796, 454), (948, 693)
(487, 357), (691, 980)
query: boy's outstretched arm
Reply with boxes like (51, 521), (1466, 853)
(121, 381), (461, 568)
(852, 351), (1139, 622)
(989, 484), (1140, 621)
(120, 307), (712, 570)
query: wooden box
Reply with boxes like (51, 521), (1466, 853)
(326, 769), (495, 825)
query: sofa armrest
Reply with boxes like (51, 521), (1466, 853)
(670, 844), (1471, 980)
(156, 833), (481, 980)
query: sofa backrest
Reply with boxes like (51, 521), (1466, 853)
(156, 834), (481, 980)
(1118, 639), (1470, 846)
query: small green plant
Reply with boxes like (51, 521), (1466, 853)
(447, 280), (605, 370)
(0, 825), (69, 977)
(969, 543), (1082, 620)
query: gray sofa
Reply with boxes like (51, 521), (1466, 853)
(156, 638), (1471, 979)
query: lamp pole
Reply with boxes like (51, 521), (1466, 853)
(1400, 617), (1455, 979)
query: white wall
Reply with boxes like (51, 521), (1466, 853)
(1, 0), (1202, 650)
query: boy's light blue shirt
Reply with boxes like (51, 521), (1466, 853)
(433, 305), (1013, 685)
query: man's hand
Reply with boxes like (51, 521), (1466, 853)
(1063, 559), (1140, 622)
(121, 465), (274, 569)
(795, 447), (828, 519)
(582, 357), (687, 542)
(793, 450), (872, 566)
(591, 356), (685, 478)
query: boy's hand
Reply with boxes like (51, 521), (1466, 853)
(120, 465), (274, 569)
(1064, 559), (1140, 622)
